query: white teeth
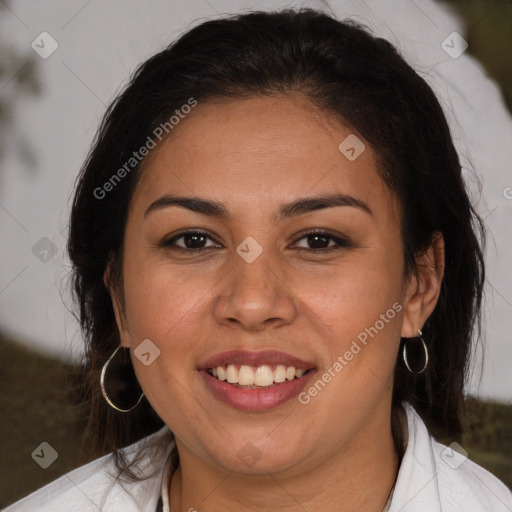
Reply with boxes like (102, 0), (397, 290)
(238, 365), (255, 385)
(226, 364), (238, 384)
(254, 366), (274, 386)
(209, 364), (309, 386)
(274, 365), (287, 383)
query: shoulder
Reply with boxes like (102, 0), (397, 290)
(390, 402), (512, 512)
(430, 430), (511, 510)
(2, 426), (175, 512)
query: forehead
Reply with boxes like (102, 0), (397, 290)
(131, 94), (398, 224)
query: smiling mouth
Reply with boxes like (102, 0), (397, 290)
(205, 364), (314, 388)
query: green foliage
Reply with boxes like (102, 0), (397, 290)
(439, 0), (512, 112)
(0, 1), (41, 161)
(463, 395), (512, 485)
(0, 333), (88, 508)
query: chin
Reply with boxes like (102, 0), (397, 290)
(204, 432), (308, 475)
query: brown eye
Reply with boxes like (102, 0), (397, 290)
(293, 230), (352, 251)
(162, 231), (221, 250)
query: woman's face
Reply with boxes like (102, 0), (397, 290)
(109, 93), (431, 475)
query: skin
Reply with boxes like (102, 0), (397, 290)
(105, 93), (444, 512)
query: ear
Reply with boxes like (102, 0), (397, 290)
(103, 259), (131, 348)
(401, 232), (445, 337)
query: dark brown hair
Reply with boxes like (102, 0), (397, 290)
(67, 8), (485, 475)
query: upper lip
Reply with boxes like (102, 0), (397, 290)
(198, 350), (316, 370)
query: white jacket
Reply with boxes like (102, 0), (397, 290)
(4, 402), (511, 511)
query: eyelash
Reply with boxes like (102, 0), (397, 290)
(161, 228), (352, 253)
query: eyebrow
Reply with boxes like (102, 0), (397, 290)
(143, 193), (372, 221)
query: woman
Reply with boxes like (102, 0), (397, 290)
(5, 8), (511, 512)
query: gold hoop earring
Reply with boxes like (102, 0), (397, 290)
(100, 345), (144, 412)
(402, 328), (429, 374)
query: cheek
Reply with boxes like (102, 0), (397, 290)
(303, 250), (404, 349)
(294, 253), (405, 421)
(120, 260), (210, 421)
(123, 256), (210, 341)
(120, 255), (215, 400)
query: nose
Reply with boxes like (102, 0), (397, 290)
(213, 249), (297, 332)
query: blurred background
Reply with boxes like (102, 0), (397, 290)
(1, 0), (511, 506)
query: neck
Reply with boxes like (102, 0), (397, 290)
(169, 405), (400, 512)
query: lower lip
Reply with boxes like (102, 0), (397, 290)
(199, 370), (316, 411)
